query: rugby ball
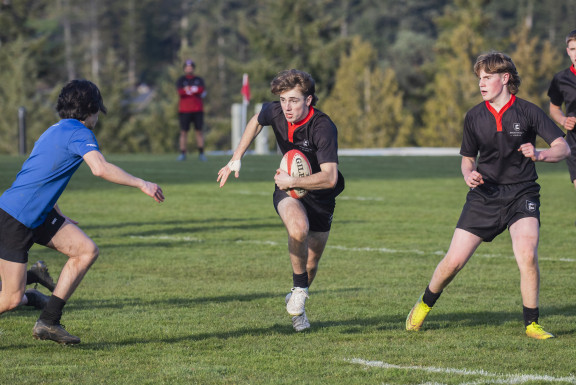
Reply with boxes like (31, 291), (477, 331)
(279, 149), (312, 199)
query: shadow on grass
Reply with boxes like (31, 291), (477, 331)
(75, 303), (576, 349)
(4, 294), (576, 350)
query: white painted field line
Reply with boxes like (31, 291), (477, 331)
(129, 235), (203, 242)
(235, 240), (575, 262)
(347, 358), (576, 384)
(127, 236), (575, 263)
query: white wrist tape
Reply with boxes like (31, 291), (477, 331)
(228, 160), (241, 172)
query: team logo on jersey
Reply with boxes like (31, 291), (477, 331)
(525, 200), (537, 213)
(508, 123), (523, 137)
(302, 140), (310, 148)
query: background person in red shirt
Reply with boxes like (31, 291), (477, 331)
(176, 59), (207, 161)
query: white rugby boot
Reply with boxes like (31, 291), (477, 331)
(285, 292), (311, 332)
(286, 287), (308, 316)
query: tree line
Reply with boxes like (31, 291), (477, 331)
(1, 0), (575, 154)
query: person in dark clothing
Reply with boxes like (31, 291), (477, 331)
(406, 52), (569, 339)
(218, 69), (344, 332)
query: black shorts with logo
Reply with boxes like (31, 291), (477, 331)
(0, 208), (66, 263)
(456, 181), (540, 242)
(273, 188), (336, 232)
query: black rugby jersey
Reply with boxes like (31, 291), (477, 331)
(548, 66), (576, 152)
(258, 101), (344, 198)
(460, 96), (565, 185)
(548, 66), (576, 115)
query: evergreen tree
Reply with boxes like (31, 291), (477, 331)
(509, 24), (562, 110)
(323, 36), (413, 148)
(418, 0), (490, 147)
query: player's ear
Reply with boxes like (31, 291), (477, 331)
(305, 94), (313, 106)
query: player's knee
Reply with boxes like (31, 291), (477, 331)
(289, 227), (309, 243)
(442, 257), (465, 274)
(80, 242), (99, 267)
(89, 244), (99, 263)
(0, 293), (23, 313)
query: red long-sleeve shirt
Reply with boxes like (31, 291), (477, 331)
(176, 75), (205, 113)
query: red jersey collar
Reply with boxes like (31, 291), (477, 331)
(570, 65), (576, 77)
(287, 106), (314, 142)
(485, 94), (516, 132)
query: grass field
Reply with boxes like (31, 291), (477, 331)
(0, 153), (575, 385)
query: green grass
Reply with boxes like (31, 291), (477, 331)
(0, 153), (575, 384)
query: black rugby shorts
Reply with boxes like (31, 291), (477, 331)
(0, 208), (65, 263)
(456, 182), (540, 242)
(179, 112), (204, 132)
(273, 188), (336, 232)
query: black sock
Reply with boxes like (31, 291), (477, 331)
(39, 295), (66, 325)
(422, 285), (442, 307)
(25, 291), (41, 307)
(198, 147), (204, 155)
(292, 272), (308, 288)
(523, 306), (539, 327)
(26, 270), (35, 285)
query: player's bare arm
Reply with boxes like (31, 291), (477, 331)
(461, 156), (484, 188)
(275, 162), (338, 191)
(518, 137), (570, 163)
(549, 103), (576, 130)
(83, 151), (164, 202)
(217, 114), (263, 187)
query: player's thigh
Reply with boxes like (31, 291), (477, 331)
(277, 197), (309, 234)
(46, 220), (98, 258)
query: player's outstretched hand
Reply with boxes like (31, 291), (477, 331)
(217, 160), (241, 188)
(141, 181), (165, 203)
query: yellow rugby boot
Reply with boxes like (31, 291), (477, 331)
(525, 322), (555, 340)
(406, 294), (431, 331)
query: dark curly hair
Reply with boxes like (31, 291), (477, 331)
(270, 69), (318, 106)
(56, 79), (107, 120)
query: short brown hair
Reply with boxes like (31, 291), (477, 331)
(566, 29), (576, 45)
(270, 69), (318, 106)
(473, 52), (521, 95)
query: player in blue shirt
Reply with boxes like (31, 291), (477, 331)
(0, 80), (164, 344)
